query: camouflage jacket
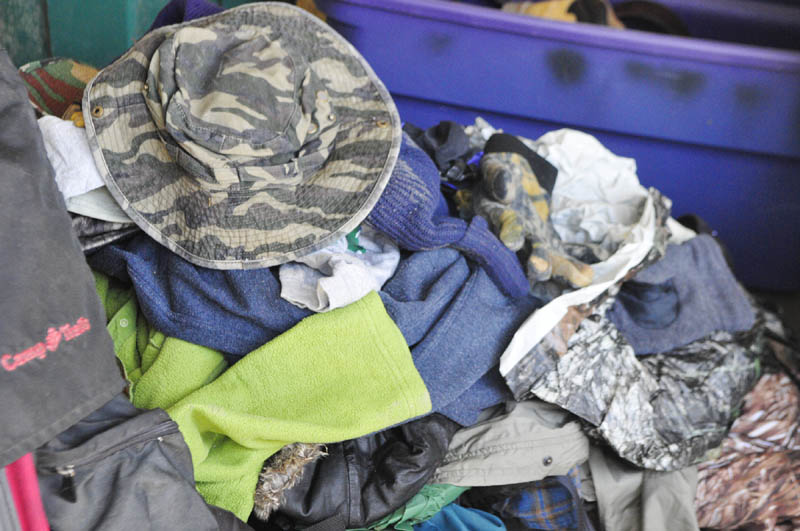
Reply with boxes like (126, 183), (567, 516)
(508, 294), (763, 471)
(503, 190), (765, 470)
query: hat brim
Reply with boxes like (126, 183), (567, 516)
(82, 3), (401, 269)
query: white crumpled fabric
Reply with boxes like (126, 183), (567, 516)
(38, 115), (105, 201)
(279, 225), (400, 313)
(532, 129), (649, 261)
(67, 187), (132, 224)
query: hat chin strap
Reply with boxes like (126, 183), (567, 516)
(162, 136), (336, 190)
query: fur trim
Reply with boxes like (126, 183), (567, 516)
(253, 443), (327, 521)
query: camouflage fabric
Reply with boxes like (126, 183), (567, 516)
(502, 190), (769, 471)
(503, 187), (672, 397)
(18, 58), (98, 119)
(82, 3), (401, 269)
(506, 295), (764, 471)
(696, 317), (800, 530)
(456, 150), (594, 289)
(71, 215), (139, 252)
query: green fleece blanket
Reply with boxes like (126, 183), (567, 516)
(95, 272), (431, 521)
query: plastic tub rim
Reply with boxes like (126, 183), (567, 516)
(317, 0), (800, 72)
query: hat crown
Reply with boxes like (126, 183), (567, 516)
(145, 24), (335, 186)
(84, 3), (402, 269)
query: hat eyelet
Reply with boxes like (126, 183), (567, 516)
(143, 83), (149, 92)
(376, 119), (389, 128)
(91, 105), (104, 118)
(328, 113), (336, 122)
(308, 123), (319, 134)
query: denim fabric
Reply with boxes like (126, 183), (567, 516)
(438, 370), (511, 426)
(88, 234), (312, 359)
(607, 234), (755, 355)
(615, 279), (680, 329)
(413, 504), (505, 531)
(381, 248), (542, 425)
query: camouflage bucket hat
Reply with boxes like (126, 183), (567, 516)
(82, 3), (401, 269)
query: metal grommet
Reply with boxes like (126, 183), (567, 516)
(376, 119), (389, 128)
(143, 82), (149, 92)
(119, 318), (129, 328)
(91, 105), (104, 118)
(308, 123), (318, 134)
(328, 113), (336, 122)
(542, 456), (553, 466)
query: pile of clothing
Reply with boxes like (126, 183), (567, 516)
(2, 2), (798, 530)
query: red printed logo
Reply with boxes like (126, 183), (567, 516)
(2, 317), (91, 372)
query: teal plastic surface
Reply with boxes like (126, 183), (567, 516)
(47, 0), (168, 68)
(45, 0), (258, 68)
(1, 0), (50, 66)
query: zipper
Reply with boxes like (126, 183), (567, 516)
(55, 466), (76, 503)
(50, 420), (179, 503)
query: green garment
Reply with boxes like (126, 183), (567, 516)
(94, 272), (432, 521)
(354, 484), (469, 531)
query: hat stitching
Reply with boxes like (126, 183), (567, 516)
(171, 52), (301, 146)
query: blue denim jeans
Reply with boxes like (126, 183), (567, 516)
(380, 248), (542, 424)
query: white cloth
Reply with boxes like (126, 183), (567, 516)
(66, 187), (132, 224)
(38, 116), (104, 201)
(279, 226), (400, 313)
(532, 129), (649, 261)
(500, 129), (665, 376)
(666, 217), (696, 244)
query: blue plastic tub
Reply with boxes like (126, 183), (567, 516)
(316, 0), (800, 290)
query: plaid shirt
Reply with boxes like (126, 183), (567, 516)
(493, 467), (583, 530)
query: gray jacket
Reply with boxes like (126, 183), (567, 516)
(0, 48), (125, 468)
(433, 400), (589, 487)
(36, 394), (252, 531)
